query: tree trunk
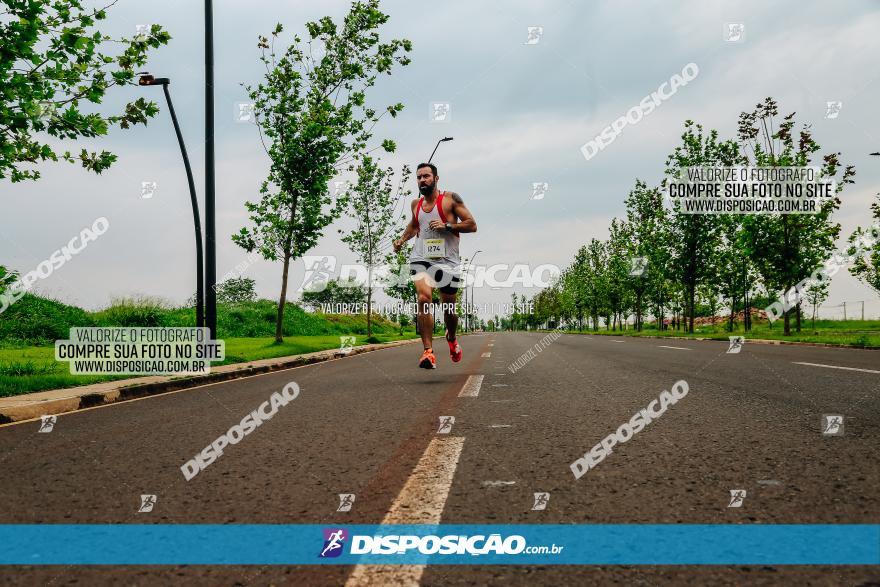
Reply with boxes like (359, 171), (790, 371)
(728, 294), (735, 332)
(795, 302), (801, 333)
(275, 252), (291, 343)
(783, 290), (791, 336)
(366, 268), (373, 337)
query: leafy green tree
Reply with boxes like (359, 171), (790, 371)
(738, 98), (855, 335)
(0, 265), (17, 293)
(233, 1), (411, 343)
(1, 0), (170, 182)
(623, 180), (669, 331)
(339, 158), (410, 336)
(215, 277), (257, 304)
(847, 194), (880, 295)
(300, 278), (366, 311)
(804, 280), (829, 331)
(665, 120), (739, 332)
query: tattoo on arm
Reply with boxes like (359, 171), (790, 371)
(448, 191), (464, 204)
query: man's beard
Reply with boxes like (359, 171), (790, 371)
(419, 182), (434, 196)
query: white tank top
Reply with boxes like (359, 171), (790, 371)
(409, 191), (461, 270)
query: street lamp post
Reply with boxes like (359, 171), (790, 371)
(467, 249), (483, 332)
(204, 0), (217, 338)
(429, 137), (453, 163)
(138, 73), (204, 328)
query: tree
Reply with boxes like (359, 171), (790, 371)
(847, 194), (880, 295)
(215, 277), (257, 305)
(300, 278), (366, 311)
(1, 0), (170, 182)
(665, 121), (738, 333)
(623, 180), (668, 331)
(738, 98), (855, 335)
(233, 1), (411, 343)
(804, 280), (829, 331)
(339, 158), (410, 336)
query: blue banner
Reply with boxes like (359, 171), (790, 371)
(2, 524), (877, 565)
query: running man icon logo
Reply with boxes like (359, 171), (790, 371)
(135, 24), (150, 42)
(333, 181), (350, 197)
(728, 489), (746, 508)
(141, 181), (157, 199)
(524, 26), (544, 45)
(430, 102), (451, 123)
(724, 23), (745, 42)
(337, 494), (355, 512)
(300, 255), (337, 293)
(235, 102), (255, 123)
(38, 415), (56, 433)
(629, 257), (647, 277)
(825, 101), (843, 119)
(532, 492), (550, 510)
(727, 336), (745, 354)
(138, 494), (157, 513)
(531, 182), (549, 200)
(821, 414), (844, 436)
(339, 336), (356, 355)
(437, 416), (455, 434)
(319, 528), (348, 558)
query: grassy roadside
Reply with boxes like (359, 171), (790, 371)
(549, 319), (880, 348)
(0, 333), (419, 397)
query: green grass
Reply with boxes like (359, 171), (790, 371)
(0, 333), (418, 397)
(555, 318), (880, 348)
(0, 293), (417, 396)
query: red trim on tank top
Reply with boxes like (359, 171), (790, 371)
(415, 197), (424, 224)
(436, 192), (448, 223)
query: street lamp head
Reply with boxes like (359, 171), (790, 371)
(871, 152), (880, 156)
(441, 137), (453, 142)
(137, 72), (170, 86)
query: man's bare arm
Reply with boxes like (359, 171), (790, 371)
(447, 191), (477, 233)
(393, 199), (421, 252)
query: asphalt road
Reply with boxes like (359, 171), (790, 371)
(1, 332), (878, 586)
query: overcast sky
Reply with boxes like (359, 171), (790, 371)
(4, 0), (880, 320)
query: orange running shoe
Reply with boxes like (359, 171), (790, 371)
(419, 348), (437, 369)
(448, 338), (462, 363)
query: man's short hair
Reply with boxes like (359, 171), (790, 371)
(417, 162), (437, 177)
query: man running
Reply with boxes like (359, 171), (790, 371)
(393, 163), (477, 369)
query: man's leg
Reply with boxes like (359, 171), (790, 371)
(440, 291), (458, 341)
(413, 273), (434, 351)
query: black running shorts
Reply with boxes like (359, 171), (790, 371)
(409, 261), (461, 294)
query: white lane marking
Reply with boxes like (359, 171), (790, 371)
(481, 352), (492, 357)
(491, 383), (509, 387)
(612, 340), (625, 343)
(494, 373), (506, 376)
(482, 480), (516, 487)
(345, 437), (465, 587)
(489, 424), (512, 428)
(488, 343), (494, 347)
(490, 400), (514, 403)
(793, 362), (880, 374)
(458, 375), (484, 397)
(658, 345), (692, 351)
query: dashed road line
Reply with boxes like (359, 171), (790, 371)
(345, 437), (465, 586)
(658, 345), (692, 351)
(481, 352), (492, 358)
(792, 362), (880, 374)
(458, 375), (484, 397)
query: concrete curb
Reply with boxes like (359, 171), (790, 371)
(0, 338), (421, 424)
(542, 331), (879, 350)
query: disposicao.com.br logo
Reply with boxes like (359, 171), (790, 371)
(319, 528), (563, 558)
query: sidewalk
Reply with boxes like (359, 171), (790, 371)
(0, 338), (420, 424)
